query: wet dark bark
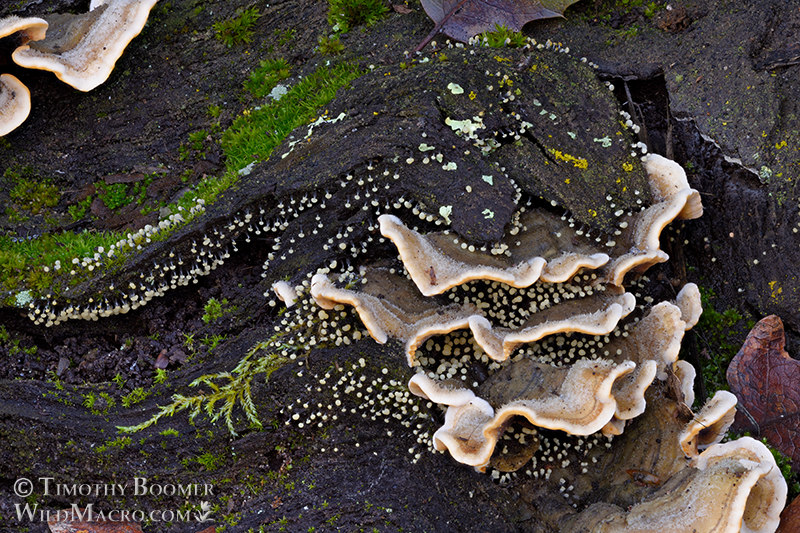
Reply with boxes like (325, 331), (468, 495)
(1, 0), (799, 531)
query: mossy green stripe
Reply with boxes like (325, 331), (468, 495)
(1, 61), (364, 304)
(222, 61), (363, 172)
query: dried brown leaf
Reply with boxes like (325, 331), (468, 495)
(777, 493), (800, 533)
(727, 315), (800, 465)
(419, 0), (556, 43)
(155, 348), (169, 369)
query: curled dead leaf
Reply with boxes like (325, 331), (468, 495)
(155, 348), (169, 369)
(777, 493), (800, 532)
(415, 0), (579, 51)
(727, 315), (800, 466)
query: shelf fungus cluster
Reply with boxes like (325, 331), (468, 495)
(304, 154), (786, 532)
(0, 0), (158, 135)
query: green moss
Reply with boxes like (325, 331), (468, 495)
(274, 28), (297, 46)
(180, 129), (211, 160)
(189, 129), (209, 150)
(5, 206), (27, 222)
(201, 333), (227, 351)
(479, 24), (527, 48)
(244, 58), (291, 98)
(643, 1), (663, 18)
(208, 104), (222, 119)
(694, 286), (755, 395)
(154, 368), (169, 384)
(213, 7), (261, 47)
(68, 196), (93, 221)
(121, 387), (149, 408)
(113, 373), (126, 388)
(327, 0), (388, 33)
(175, 169), (238, 213)
(10, 180), (60, 214)
(118, 334), (291, 435)
(84, 390), (117, 415)
(0, 326), (39, 357)
(222, 60), (363, 172)
(2, 178), (199, 302)
(182, 332), (196, 351)
(0, 230), (123, 303)
(619, 24), (640, 39)
(765, 439), (800, 498)
(83, 392), (97, 409)
(96, 436), (132, 453)
(317, 35), (344, 55)
(3, 60), (363, 311)
(95, 182), (132, 210)
(5, 166), (60, 214)
(82, 175), (155, 213)
(195, 451), (222, 471)
(202, 297), (235, 323)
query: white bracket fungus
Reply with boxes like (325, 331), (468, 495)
(0, 16), (48, 44)
(0, 16), (48, 135)
(272, 281), (299, 308)
(377, 213), (609, 297)
(679, 389), (738, 458)
(310, 270), (478, 357)
(0, 74), (31, 136)
(410, 358), (638, 469)
(303, 150), (784, 529)
(580, 437), (786, 532)
(12, 0), (158, 92)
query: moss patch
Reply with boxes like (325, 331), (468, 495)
(8, 174), (60, 215)
(478, 24), (527, 48)
(244, 58), (291, 99)
(327, 0), (388, 33)
(694, 286), (755, 395)
(213, 6), (261, 47)
(1, 59), (365, 304)
(0, 231), (122, 303)
(222, 60), (364, 172)
(202, 297), (236, 324)
(118, 335), (291, 435)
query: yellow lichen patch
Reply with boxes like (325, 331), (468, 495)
(769, 280), (783, 299)
(549, 148), (588, 169)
